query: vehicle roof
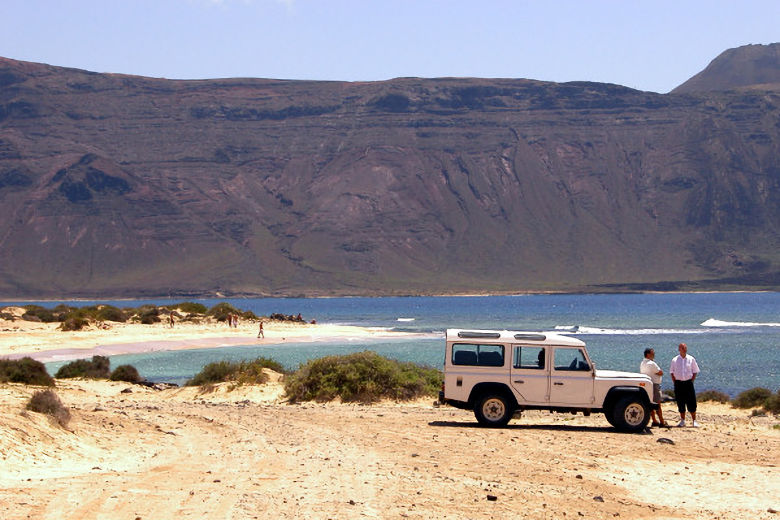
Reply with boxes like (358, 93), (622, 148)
(446, 328), (586, 347)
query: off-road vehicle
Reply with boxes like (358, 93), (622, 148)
(439, 329), (653, 432)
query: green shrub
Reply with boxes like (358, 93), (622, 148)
(110, 364), (143, 383)
(55, 356), (111, 379)
(697, 390), (731, 403)
(173, 302), (208, 315)
(65, 306), (99, 321)
(95, 305), (127, 323)
(241, 310), (258, 320)
(764, 391), (780, 415)
(52, 304), (75, 314)
(187, 361), (236, 386)
(284, 351), (442, 404)
(26, 390), (71, 427)
(732, 387), (773, 409)
(186, 357), (284, 386)
(234, 358), (285, 384)
(21, 305), (58, 323)
(139, 306), (160, 324)
(206, 302), (240, 322)
(59, 317), (89, 331)
(0, 357), (55, 386)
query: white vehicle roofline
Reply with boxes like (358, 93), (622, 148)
(446, 328), (585, 347)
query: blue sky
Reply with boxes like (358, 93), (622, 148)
(1, 0), (778, 93)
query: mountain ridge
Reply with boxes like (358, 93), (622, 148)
(673, 43), (780, 93)
(0, 47), (778, 298)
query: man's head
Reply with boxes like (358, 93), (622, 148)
(644, 348), (655, 359)
(678, 343), (687, 357)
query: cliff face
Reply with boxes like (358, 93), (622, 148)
(1, 51), (779, 297)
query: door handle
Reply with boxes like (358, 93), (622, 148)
(553, 382), (564, 386)
(514, 380), (524, 384)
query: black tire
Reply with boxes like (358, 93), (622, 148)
(611, 395), (650, 433)
(604, 406), (618, 428)
(474, 393), (514, 427)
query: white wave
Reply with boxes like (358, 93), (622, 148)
(396, 317), (415, 322)
(559, 325), (708, 335)
(701, 318), (780, 328)
(554, 325), (579, 332)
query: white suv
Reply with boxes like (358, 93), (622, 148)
(439, 329), (653, 432)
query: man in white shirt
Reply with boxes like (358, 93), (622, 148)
(670, 343), (700, 427)
(640, 348), (667, 427)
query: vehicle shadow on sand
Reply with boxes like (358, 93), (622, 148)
(427, 420), (646, 434)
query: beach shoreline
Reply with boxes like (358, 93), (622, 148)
(0, 289), (774, 305)
(0, 313), (429, 363)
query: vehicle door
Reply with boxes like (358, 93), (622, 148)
(549, 347), (595, 406)
(509, 345), (549, 404)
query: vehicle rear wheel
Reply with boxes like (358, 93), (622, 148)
(611, 395), (650, 433)
(474, 393), (514, 427)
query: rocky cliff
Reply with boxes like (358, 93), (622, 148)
(1, 46), (778, 297)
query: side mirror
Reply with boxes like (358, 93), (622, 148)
(591, 363), (596, 377)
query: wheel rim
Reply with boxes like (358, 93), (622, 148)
(623, 402), (646, 427)
(482, 398), (507, 421)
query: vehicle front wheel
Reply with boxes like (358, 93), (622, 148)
(474, 393), (514, 427)
(611, 395), (650, 433)
(603, 406), (618, 428)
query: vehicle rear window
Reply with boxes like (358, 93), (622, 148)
(452, 343), (505, 367)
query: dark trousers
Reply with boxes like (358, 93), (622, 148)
(674, 379), (697, 414)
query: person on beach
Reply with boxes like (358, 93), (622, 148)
(670, 342), (700, 427)
(257, 321), (264, 339)
(169, 311), (174, 328)
(640, 348), (667, 427)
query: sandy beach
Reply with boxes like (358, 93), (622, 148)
(1, 312), (779, 519)
(0, 308), (421, 363)
(0, 378), (777, 520)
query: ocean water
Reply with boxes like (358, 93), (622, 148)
(5, 293), (778, 396)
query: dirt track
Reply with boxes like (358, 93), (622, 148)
(1, 379), (778, 520)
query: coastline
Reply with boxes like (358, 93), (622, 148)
(1, 288), (776, 304)
(0, 316), (426, 363)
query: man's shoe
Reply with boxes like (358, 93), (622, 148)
(677, 420), (686, 427)
(651, 421), (661, 427)
(692, 421), (700, 428)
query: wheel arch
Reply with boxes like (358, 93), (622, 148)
(603, 386), (651, 412)
(468, 382), (517, 407)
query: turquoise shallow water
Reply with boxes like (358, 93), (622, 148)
(5, 293), (778, 395)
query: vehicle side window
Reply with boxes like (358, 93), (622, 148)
(554, 348), (590, 371)
(452, 343), (504, 367)
(513, 346), (545, 369)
